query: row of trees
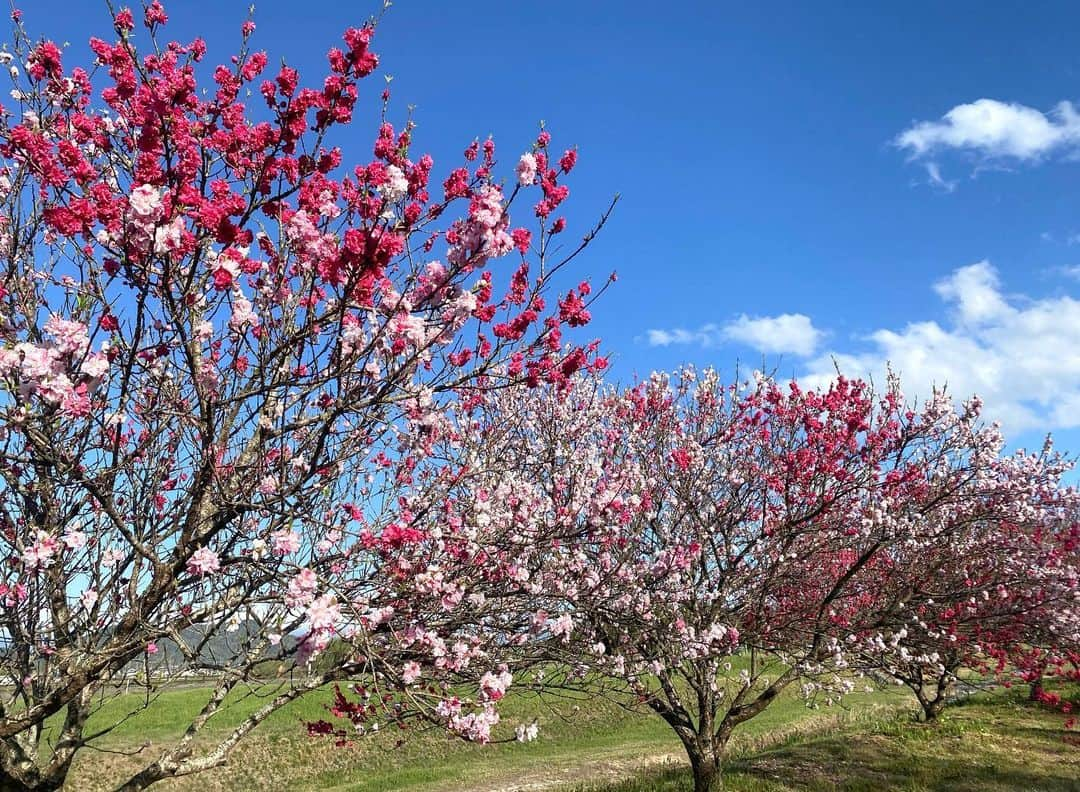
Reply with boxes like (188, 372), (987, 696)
(422, 369), (1078, 791)
(0, 5), (1075, 791)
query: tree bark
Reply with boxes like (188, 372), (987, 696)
(915, 686), (948, 721)
(922, 697), (946, 721)
(688, 746), (724, 792)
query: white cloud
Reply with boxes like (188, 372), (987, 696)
(645, 326), (718, 348)
(896, 98), (1080, 161)
(803, 261), (1080, 434)
(931, 260), (1011, 325)
(646, 314), (823, 357)
(723, 314), (823, 357)
(923, 162), (957, 192)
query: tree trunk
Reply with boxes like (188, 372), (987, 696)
(113, 763), (168, 792)
(920, 694), (947, 721)
(0, 738), (73, 792)
(689, 749), (723, 792)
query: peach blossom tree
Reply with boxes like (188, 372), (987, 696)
(0, 3), (612, 788)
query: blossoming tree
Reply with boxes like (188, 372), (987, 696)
(0, 3), (612, 788)
(441, 368), (1062, 792)
(847, 437), (1079, 721)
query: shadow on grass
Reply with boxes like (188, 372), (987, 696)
(569, 698), (1080, 792)
(728, 730), (1079, 792)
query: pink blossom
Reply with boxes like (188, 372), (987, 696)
(81, 353), (109, 380)
(402, 661), (421, 684)
(271, 528), (300, 555)
(229, 295), (259, 332)
(306, 593), (340, 631)
(101, 547), (125, 567)
(516, 152), (537, 186)
(60, 384), (91, 418)
(186, 547), (220, 576)
(515, 722), (539, 742)
(286, 568), (319, 608)
(22, 532), (59, 570)
(62, 528), (87, 550)
(295, 630), (331, 665)
(153, 216), (185, 254)
(16, 344), (59, 381)
(380, 164), (409, 202)
(448, 704), (500, 743)
(43, 315), (90, 357)
(480, 667), (513, 701)
(127, 184), (163, 221)
(549, 614), (574, 642)
(435, 697), (462, 720)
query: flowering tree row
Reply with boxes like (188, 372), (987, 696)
(0, 3), (610, 789)
(0, 4), (1075, 792)
(383, 369), (1078, 792)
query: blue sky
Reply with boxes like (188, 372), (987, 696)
(22, 0), (1080, 454)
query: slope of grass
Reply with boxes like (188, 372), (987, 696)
(59, 676), (906, 791)
(57, 675), (1077, 791)
(566, 687), (1080, 792)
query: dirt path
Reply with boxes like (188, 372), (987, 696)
(460, 748), (685, 792)
(446, 706), (903, 792)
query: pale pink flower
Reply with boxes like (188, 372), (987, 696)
(271, 528), (301, 555)
(186, 546), (220, 576)
(80, 353), (109, 380)
(229, 295), (259, 332)
(22, 531), (59, 570)
(306, 593), (340, 631)
(480, 667), (513, 701)
(435, 697), (462, 719)
(380, 164), (409, 203)
(440, 585), (463, 611)
(516, 152), (537, 186)
(295, 630), (330, 665)
(127, 184), (163, 221)
(249, 538), (268, 560)
(286, 568), (318, 608)
(43, 315), (90, 356)
(402, 661), (421, 684)
(16, 344), (59, 380)
(0, 348), (20, 375)
(153, 216), (184, 254)
(62, 528), (87, 550)
(515, 722), (539, 742)
(449, 705), (500, 743)
(60, 384), (91, 417)
(549, 614), (574, 642)
(102, 546), (125, 567)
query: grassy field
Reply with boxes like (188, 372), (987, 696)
(568, 688), (1080, 792)
(57, 675), (904, 791)
(54, 678), (1078, 791)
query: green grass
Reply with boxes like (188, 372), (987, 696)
(566, 687), (1080, 792)
(56, 674), (904, 791)
(61, 684), (664, 791)
(53, 677), (1078, 791)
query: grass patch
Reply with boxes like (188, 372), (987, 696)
(567, 687), (1080, 792)
(58, 676), (906, 791)
(54, 677), (1075, 791)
